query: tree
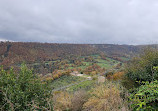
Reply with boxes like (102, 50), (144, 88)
(129, 81), (158, 110)
(0, 64), (52, 110)
(125, 47), (158, 82)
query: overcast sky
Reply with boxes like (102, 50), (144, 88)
(0, 0), (158, 44)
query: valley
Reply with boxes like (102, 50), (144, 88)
(0, 42), (158, 110)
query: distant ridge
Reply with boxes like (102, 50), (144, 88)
(0, 42), (155, 69)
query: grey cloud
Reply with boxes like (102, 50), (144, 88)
(0, 0), (158, 44)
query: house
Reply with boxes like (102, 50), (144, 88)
(76, 74), (84, 77)
(87, 76), (92, 80)
(70, 71), (79, 76)
(98, 76), (105, 83)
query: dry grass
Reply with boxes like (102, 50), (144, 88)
(71, 90), (88, 111)
(53, 90), (88, 111)
(83, 82), (129, 111)
(52, 81), (130, 111)
(53, 91), (73, 111)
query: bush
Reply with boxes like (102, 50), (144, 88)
(53, 90), (88, 111)
(107, 71), (125, 81)
(121, 76), (138, 90)
(129, 81), (158, 110)
(125, 47), (158, 82)
(0, 64), (52, 111)
(83, 82), (129, 111)
(71, 90), (88, 111)
(53, 91), (73, 111)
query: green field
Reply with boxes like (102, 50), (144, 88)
(66, 54), (123, 70)
(67, 80), (96, 92)
(28, 54), (126, 75)
(51, 75), (84, 90)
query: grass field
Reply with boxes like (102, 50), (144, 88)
(51, 75), (84, 90)
(29, 54), (126, 75)
(66, 55), (122, 70)
(67, 80), (96, 92)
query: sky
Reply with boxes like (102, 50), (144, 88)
(0, 0), (158, 45)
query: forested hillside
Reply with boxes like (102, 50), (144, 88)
(91, 44), (140, 57)
(0, 42), (144, 73)
(0, 42), (98, 69)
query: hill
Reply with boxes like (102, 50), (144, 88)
(90, 44), (140, 57)
(0, 42), (97, 69)
(0, 42), (144, 73)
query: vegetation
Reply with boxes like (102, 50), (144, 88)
(125, 47), (158, 110)
(83, 81), (129, 111)
(0, 64), (52, 111)
(67, 80), (96, 92)
(53, 90), (88, 111)
(1, 42), (158, 110)
(129, 81), (158, 110)
(52, 81), (129, 111)
(51, 75), (84, 90)
(0, 42), (136, 73)
(126, 47), (158, 82)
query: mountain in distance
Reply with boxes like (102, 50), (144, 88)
(0, 41), (154, 70)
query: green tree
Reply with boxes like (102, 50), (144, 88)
(0, 64), (53, 111)
(129, 81), (158, 110)
(125, 47), (158, 82)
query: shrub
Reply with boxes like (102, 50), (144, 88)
(112, 72), (124, 80)
(121, 76), (138, 90)
(53, 91), (73, 111)
(83, 82), (129, 111)
(53, 90), (88, 111)
(129, 81), (158, 110)
(107, 71), (125, 81)
(125, 47), (158, 82)
(71, 90), (88, 111)
(0, 64), (52, 111)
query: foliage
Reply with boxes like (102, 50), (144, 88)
(53, 90), (88, 111)
(53, 91), (72, 111)
(129, 81), (158, 110)
(83, 63), (105, 75)
(0, 42), (97, 69)
(52, 70), (71, 80)
(0, 42), (134, 75)
(71, 90), (88, 111)
(83, 81), (129, 111)
(121, 76), (138, 90)
(0, 64), (52, 111)
(107, 71), (124, 80)
(126, 47), (158, 82)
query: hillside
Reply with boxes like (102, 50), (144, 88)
(0, 42), (97, 69)
(0, 42), (143, 72)
(91, 44), (140, 57)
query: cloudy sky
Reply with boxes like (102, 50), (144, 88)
(0, 0), (158, 44)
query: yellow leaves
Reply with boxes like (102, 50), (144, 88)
(53, 92), (72, 111)
(107, 71), (125, 80)
(53, 90), (87, 111)
(45, 77), (53, 81)
(83, 83), (128, 111)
